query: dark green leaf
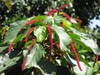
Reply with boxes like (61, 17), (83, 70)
(39, 60), (56, 74)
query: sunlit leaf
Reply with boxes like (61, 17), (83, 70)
(51, 25), (71, 50)
(34, 26), (47, 42)
(25, 44), (45, 73)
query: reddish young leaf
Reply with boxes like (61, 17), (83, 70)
(21, 59), (26, 71)
(58, 4), (69, 12)
(69, 42), (82, 71)
(94, 55), (99, 63)
(25, 27), (34, 42)
(8, 43), (13, 52)
(46, 25), (53, 62)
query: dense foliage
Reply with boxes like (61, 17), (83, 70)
(0, 0), (100, 27)
(0, 4), (100, 75)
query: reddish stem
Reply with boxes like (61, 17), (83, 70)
(46, 25), (53, 62)
(58, 4), (69, 12)
(21, 39), (36, 71)
(25, 27), (34, 42)
(22, 19), (38, 29)
(8, 43), (13, 52)
(69, 42), (82, 71)
(62, 13), (71, 22)
(94, 55), (99, 63)
(47, 9), (58, 16)
(71, 18), (82, 23)
(22, 59), (26, 71)
(25, 19), (38, 25)
(60, 22), (64, 27)
(29, 39), (36, 50)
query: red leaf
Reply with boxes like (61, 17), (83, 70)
(21, 59), (26, 71)
(46, 25), (53, 62)
(69, 42), (82, 71)
(25, 27), (34, 42)
(94, 55), (99, 63)
(8, 43), (13, 52)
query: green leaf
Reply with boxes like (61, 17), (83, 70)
(78, 54), (91, 67)
(51, 25), (71, 51)
(0, 51), (22, 73)
(81, 38), (100, 55)
(33, 15), (46, 21)
(25, 44), (45, 73)
(64, 54), (75, 66)
(34, 26), (47, 42)
(0, 46), (8, 53)
(4, 19), (29, 43)
(44, 16), (54, 24)
(69, 29), (100, 54)
(39, 60), (56, 74)
(43, 14), (63, 24)
(86, 62), (99, 75)
(62, 19), (71, 29)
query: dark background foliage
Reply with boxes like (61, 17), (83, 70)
(0, 0), (100, 27)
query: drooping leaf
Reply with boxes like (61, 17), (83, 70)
(0, 51), (22, 73)
(51, 25), (71, 51)
(86, 62), (99, 75)
(81, 38), (100, 55)
(34, 26), (47, 42)
(4, 19), (29, 43)
(69, 29), (100, 55)
(25, 44), (45, 73)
